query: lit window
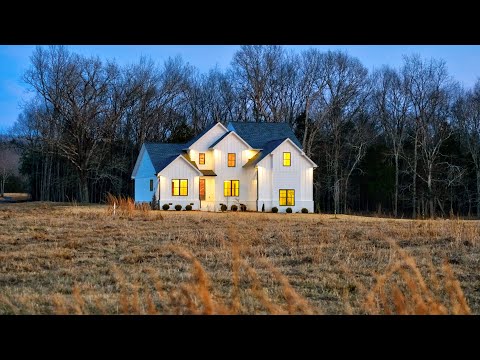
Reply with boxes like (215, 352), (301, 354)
(228, 153), (236, 167)
(199, 153), (205, 165)
(224, 180), (239, 197)
(283, 152), (291, 166)
(279, 189), (295, 206)
(172, 179), (188, 196)
(150, 179), (153, 192)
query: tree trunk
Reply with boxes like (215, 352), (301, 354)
(412, 130), (418, 219)
(394, 154), (399, 218)
(476, 169), (480, 218)
(0, 174), (4, 197)
(333, 148), (340, 215)
(428, 168), (434, 219)
(79, 173), (89, 203)
(344, 177), (348, 214)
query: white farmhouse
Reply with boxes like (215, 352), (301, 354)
(131, 122), (317, 212)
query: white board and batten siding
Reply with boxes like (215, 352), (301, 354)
(213, 132), (257, 211)
(132, 146), (157, 203)
(257, 139), (314, 213)
(188, 123), (228, 173)
(158, 156), (200, 210)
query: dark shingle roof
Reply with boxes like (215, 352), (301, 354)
(208, 131), (231, 148)
(227, 122), (302, 149)
(183, 122), (220, 148)
(243, 138), (287, 167)
(143, 121), (304, 174)
(144, 143), (186, 174)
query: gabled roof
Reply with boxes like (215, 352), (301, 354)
(244, 138), (318, 168)
(144, 143), (185, 174)
(208, 131), (252, 149)
(208, 131), (231, 148)
(244, 139), (286, 167)
(227, 121), (302, 149)
(183, 121), (229, 149)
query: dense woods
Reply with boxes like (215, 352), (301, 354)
(4, 45), (480, 218)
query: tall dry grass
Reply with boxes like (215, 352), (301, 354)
(2, 238), (470, 315)
(104, 193), (161, 220)
(0, 204), (476, 315)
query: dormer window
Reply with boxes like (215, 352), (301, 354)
(283, 152), (291, 166)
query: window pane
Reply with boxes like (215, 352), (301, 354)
(279, 190), (286, 197)
(224, 181), (231, 196)
(150, 179), (153, 191)
(287, 190), (295, 205)
(199, 153), (205, 165)
(172, 180), (179, 196)
(232, 180), (239, 196)
(179, 180), (188, 196)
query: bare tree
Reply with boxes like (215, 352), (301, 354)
(23, 46), (124, 202)
(372, 66), (409, 217)
(403, 55), (457, 218)
(297, 49), (328, 157)
(320, 51), (370, 214)
(455, 79), (480, 216)
(232, 45), (301, 123)
(0, 142), (18, 197)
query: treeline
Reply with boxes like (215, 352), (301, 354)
(10, 45), (480, 218)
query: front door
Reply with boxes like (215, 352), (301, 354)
(199, 179), (206, 201)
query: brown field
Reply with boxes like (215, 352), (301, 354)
(0, 201), (479, 314)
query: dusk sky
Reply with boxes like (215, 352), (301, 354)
(1, 45), (480, 132)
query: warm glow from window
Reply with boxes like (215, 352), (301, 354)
(172, 179), (188, 196)
(283, 152), (291, 166)
(224, 180), (239, 197)
(279, 189), (295, 206)
(228, 153), (236, 167)
(199, 153), (205, 165)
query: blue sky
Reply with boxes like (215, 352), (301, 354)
(1, 45), (480, 132)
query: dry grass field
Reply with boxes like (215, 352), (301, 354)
(0, 200), (478, 314)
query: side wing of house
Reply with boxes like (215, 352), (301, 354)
(158, 155), (202, 209)
(257, 139), (316, 213)
(131, 144), (157, 203)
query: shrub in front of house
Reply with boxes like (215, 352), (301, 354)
(220, 204), (227, 212)
(185, 205), (192, 211)
(240, 204), (247, 212)
(286, 207), (293, 213)
(162, 204), (170, 211)
(175, 204), (182, 211)
(301, 208), (308, 213)
(271, 207), (278, 213)
(231, 205), (238, 211)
